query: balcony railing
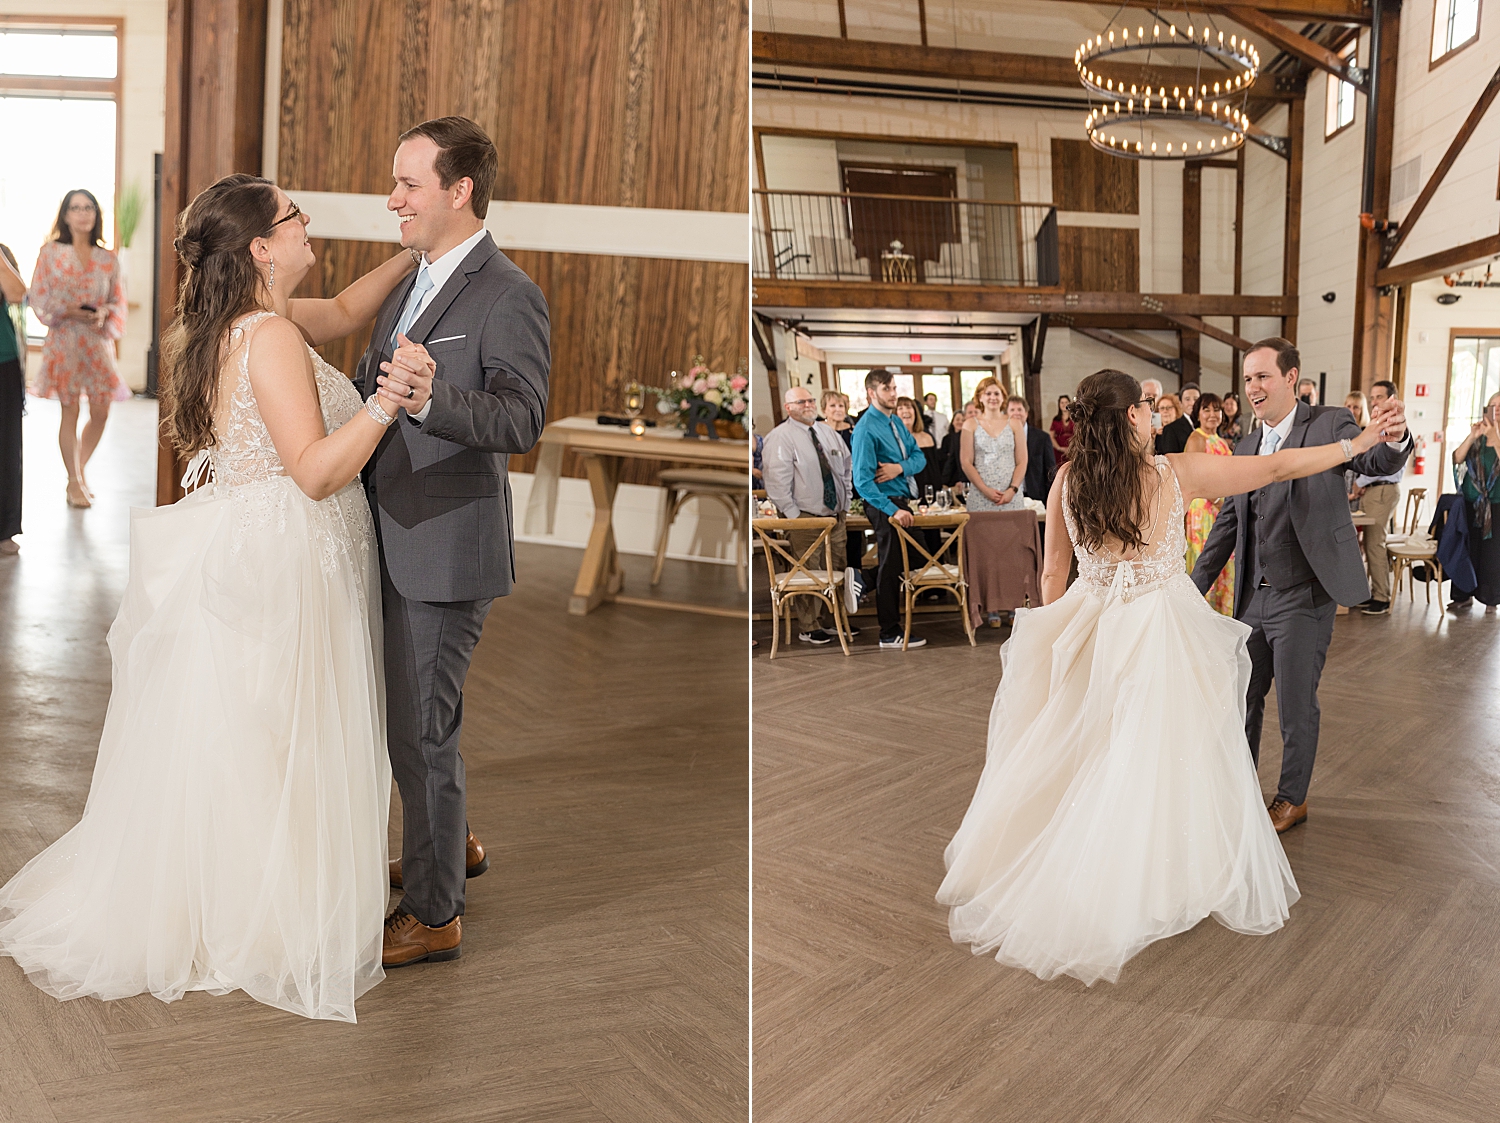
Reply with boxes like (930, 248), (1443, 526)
(753, 190), (1059, 288)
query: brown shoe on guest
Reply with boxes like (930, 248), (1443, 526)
(389, 830), (489, 889)
(382, 909), (461, 967)
(1268, 798), (1308, 833)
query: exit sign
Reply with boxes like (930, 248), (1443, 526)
(910, 354), (922, 362)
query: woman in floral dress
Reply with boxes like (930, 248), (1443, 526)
(1183, 392), (1235, 614)
(30, 190), (129, 509)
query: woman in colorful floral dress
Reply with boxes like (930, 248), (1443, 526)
(30, 190), (129, 508)
(1183, 392), (1235, 614)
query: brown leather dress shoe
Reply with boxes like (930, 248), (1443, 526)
(382, 910), (461, 967)
(389, 830), (489, 889)
(1268, 798), (1308, 833)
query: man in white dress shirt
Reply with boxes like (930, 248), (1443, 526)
(762, 386), (856, 645)
(924, 392), (950, 444)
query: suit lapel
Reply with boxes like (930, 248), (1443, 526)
(406, 233), (499, 344)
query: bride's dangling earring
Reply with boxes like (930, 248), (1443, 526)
(267, 259), (275, 290)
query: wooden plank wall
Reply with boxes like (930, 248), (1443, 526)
(1050, 138), (1139, 214)
(1057, 228), (1139, 292)
(276, 0), (749, 483)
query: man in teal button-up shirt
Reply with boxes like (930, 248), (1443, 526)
(851, 368), (928, 648)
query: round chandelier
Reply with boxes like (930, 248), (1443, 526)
(1074, 13), (1261, 160)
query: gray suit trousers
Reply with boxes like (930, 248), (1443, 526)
(380, 552), (492, 927)
(1242, 581), (1337, 807)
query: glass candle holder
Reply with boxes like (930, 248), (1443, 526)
(623, 381), (644, 417)
(629, 417), (647, 436)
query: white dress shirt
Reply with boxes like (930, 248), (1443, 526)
(405, 226), (489, 423)
(1256, 406), (1298, 455)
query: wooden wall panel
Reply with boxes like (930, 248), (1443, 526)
(1058, 228), (1139, 292)
(1050, 139), (1139, 214)
(299, 238), (747, 485)
(276, 0), (749, 485)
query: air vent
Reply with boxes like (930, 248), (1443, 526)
(1391, 156), (1422, 204)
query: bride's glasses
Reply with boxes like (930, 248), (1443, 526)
(268, 202), (303, 231)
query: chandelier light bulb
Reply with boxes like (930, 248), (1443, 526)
(1137, 26), (1143, 39)
(1151, 141), (1158, 152)
(1154, 24), (1160, 36)
(1136, 141), (1142, 152)
(1169, 24), (1176, 36)
(1195, 98), (1202, 111)
(1108, 30), (1114, 43)
(1197, 140), (1203, 151)
(1210, 138), (1217, 149)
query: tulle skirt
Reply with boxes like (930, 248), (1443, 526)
(936, 572), (1298, 986)
(0, 476), (392, 1022)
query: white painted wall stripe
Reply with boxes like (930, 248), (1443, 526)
(294, 191), (749, 264)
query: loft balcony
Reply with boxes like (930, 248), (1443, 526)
(753, 189), (1059, 288)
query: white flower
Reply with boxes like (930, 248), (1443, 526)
(703, 389), (723, 405)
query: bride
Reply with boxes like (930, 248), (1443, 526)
(0, 174), (425, 1021)
(937, 368), (1399, 986)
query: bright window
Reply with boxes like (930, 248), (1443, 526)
(1325, 40), (1358, 138)
(959, 369), (997, 407)
(1432, 0), (1481, 63)
(838, 368), (871, 413)
(0, 24), (121, 341)
(919, 375), (952, 417)
(1446, 336), (1500, 489)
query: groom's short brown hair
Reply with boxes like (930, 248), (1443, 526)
(399, 116), (498, 219)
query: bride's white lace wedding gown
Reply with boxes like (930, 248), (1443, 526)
(937, 457), (1298, 986)
(0, 312), (391, 1022)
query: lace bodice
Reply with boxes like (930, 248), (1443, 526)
(1061, 457), (1186, 600)
(208, 312), (362, 488)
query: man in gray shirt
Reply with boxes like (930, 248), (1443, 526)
(762, 385), (856, 644)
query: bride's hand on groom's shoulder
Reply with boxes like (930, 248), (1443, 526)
(377, 333), (436, 414)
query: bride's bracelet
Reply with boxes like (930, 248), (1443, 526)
(365, 394), (396, 427)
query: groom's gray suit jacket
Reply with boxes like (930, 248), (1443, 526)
(1191, 401), (1410, 617)
(357, 232), (550, 601)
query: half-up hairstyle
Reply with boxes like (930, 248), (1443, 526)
(1065, 369), (1156, 553)
(161, 174), (279, 456)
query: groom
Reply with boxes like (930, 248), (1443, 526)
(1192, 338), (1409, 833)
(356, 116), (550, 965)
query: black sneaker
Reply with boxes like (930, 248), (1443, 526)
(1352, 599), (1373, 611)
(798, 629), (834, 645)
(1361, 600), (1390, 615)
(879, 634), (926, 649)
(844, 624), (861, 637)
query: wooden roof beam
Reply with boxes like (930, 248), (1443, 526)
(752, 32), (1299, 101)
(1161, 312), (1256, 352)
(752, 281), (1292, 317)
(1375, 232), (1500, 288)
(1217, 5), (1367, 90)
(1049, 0), (1369, 23)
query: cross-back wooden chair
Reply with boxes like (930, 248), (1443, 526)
(752, 516), (851, 659)
(892, 513), (974, 651)
(1386, 487), (1442, 610)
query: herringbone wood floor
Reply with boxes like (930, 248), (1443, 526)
(754, 598), (1500, 1123)
(0, 399), (748, 1123)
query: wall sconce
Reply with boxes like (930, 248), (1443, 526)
(1437, 293), (1461, 305)
(1321, 292), (1336, 303)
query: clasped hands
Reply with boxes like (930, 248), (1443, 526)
(376, 333), (436, 414)
(1365, 399), (1408, 445)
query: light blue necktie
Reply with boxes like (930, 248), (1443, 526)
(1260, 427), (1281, 456)
(389, 266), (433, 349)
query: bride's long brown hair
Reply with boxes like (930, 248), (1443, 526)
(161, 174), (279, 456)
(1065, 369), (1157, 553)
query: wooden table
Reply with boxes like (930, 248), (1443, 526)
(844, 506), (1044, 532)
(530, 415), (749, 616)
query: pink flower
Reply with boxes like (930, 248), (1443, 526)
(692, 379), (709, 394)
(730, 398), (747, 415)
(730, 376), (748, 391)
(678, 399), (689, 410)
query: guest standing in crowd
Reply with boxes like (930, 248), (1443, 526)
(0, 244), (25, 556)
(1141, 378), (1165, 443)
(961, 378), (1027, 512)
(1179, 382), (1201, 422)
(1220, 391), (1244, 442)
(1050, 394), (1074, 464)
(1297, 378), (1318, 406)
(896, 395), (945, 500)
(1007, 395), (1056, 500)
(1155, 392), (1193, 455)
(29, 190), (129, 509)
(1349, 380), (1404, 616)
(1344, 391), (1369, 426)
(924, 392), (950, 444)
(942, 399), (978, 492)
(1183, 393), (1234, 614)
(1449, 391), (1500, 613)
(852, 368), (928, 649)
(822, 389), (854, 447)
(763, 385), (856, 646)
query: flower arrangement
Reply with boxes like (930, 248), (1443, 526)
(650, 356), (750, 423)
